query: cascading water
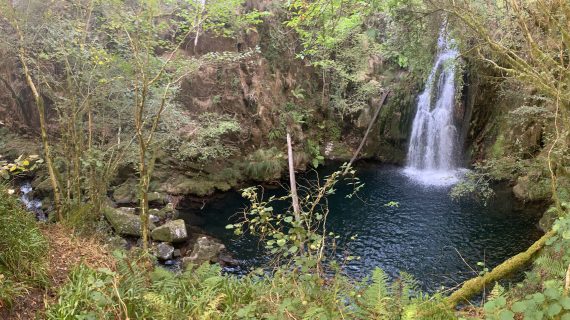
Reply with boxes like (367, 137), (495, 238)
(20, 182), (46, 221)
(404, 29), (463, 186)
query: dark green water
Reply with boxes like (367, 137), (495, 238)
(180, 163), (543, 291)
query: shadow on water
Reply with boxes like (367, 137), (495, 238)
(178, 162), (543, 292)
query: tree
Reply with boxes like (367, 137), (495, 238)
(1, 2), (64, 219)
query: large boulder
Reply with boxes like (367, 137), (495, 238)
(103, 207), (155, 237)
(151, 219), (188, 243)
(182, 236), (225, 267)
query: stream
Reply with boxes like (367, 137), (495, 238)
(180, 162), (543, 292)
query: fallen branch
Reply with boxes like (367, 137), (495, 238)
(344, 90), (390, 174)
(446, 230), (556, 308)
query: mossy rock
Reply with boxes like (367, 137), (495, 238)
(151, 219), (188, 243)
(31, 176), (53, 197)
(149, 203), (178, 220)
(513, 175), (552, 202)
(539, 207), (558, 232)
(182, 236), (225, 268)
(103, 207), (155, 237)
(147, 192), (167, 205)
(323, 141), (353, 161)
(154, 242), (175, 260)
(113, 179), (137, 204)
(161, 175), (227, 197)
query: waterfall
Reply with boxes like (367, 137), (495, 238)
(404, 29), (463, 186)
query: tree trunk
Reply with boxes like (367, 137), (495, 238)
(18, 50), (63, 220)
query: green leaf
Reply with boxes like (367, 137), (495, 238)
(225, 224), (234, 229)
(511, 301), (527, 313)
(496, 297), (507, 308)
(289, 246), (298, 254)
(277, 239), (286, 247)
(284, 216), (293, 223)
(498, 310), (515, 320)
(532, 293), (545, 303)
(560, 296), (570, 309)
(547, 303), (562, 317)
(484, 301), (497, 313)
(545, 288), (561, 299)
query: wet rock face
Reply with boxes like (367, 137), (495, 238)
(103, 207), (156, 237)
(151, 219), (188, 243)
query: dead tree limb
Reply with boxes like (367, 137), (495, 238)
(344, 90), (390, 174)
(286, 131), (301, 222)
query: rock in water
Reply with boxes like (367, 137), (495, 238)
(151, 219), (188, 243)
(182, 236), (225, 267)
(155, 242), (175, 260)
(103, 207), (156, 237)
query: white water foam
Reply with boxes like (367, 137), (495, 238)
(404, 27), (463, 187)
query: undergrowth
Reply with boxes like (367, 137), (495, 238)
(46, 250), (454, 319)
(0, 186), (48, 308)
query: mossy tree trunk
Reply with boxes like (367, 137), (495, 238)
(446, 230), (555, 308)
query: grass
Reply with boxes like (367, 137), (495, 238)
(0, 186), (48, 308)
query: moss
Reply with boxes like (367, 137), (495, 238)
(490, 133), (505, 159)
(103, 207), (155, 237)
(167, 177), (218, 197)
(150, 219), (188, 243)
(112, 179), (137, 204)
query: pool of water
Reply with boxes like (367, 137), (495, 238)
(180, 162), (543, 291)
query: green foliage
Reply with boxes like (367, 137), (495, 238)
(450, 157), (546, 205)
(450, 169), (495, 206)
(305, 139), (324, 168)
(175, 0), (268, 39)
(244, 148), (285, 181)
(47, 248), (442, 319)
(0, 187), (48, 308)
(170, 113), (241, 163)
(228, 164), (363, 271)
